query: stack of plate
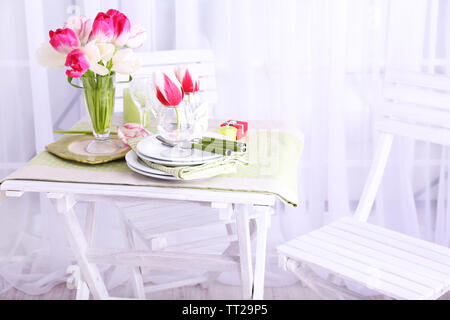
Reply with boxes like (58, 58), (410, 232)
(125, 134), (223, 180)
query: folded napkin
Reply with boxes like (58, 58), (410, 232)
(127, 137), (248, 180)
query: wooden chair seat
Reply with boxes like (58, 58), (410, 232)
(278, 217), (450, 300)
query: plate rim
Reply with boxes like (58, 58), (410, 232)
(136, 149), (221, 166)
(126, 153), (179, 180)
(125, 150), (172, 176)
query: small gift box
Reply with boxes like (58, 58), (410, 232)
(218, 120), (248, 140)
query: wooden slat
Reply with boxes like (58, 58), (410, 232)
(297, 234), (444, 290)
(341, 217), (450, 260)
(283, 242), (434, 299)
(354, 133), (393, 221)
(0, 180), (277, 206)
(114, 63), (215, 81)
(117, 198), (194, 212)
(379, 101), (450, 129)
(385, 69), (450, 91)
(134, 209), (219, 232)
(115, 78), (216, 99)
(124, 204), (205, 222)
(138, 63), (216, 77)
(279, 216), (450, 299)
(144, 275), (209, 293)
(376, 119), (450, 147)
(164, 234), (237, 251)
(197, 76), (217, 90)
(141, 218), (234, 239)
(383, 84), (450, 112)
(86, 248), (239, 272)
(319, 225), (450, 277)
(137, 50), (215, 65)
(278, 244), (424, 299)
(301, 229), (449, 284)
(198, 91), (219, 105)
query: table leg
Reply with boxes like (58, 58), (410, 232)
(49, 194), (109, 299)
(235, 204), (253, 299)
(67, 265), (90, 300)
(0, 190), (6, 204)
(119, 211), (146, 299)
(253, 207), (270, 300)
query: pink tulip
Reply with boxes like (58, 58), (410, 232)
(106, 9), (131, 47)
(89, 12), (114, 43)
(49, 28), (79, 54)
(153, 71), (184, 107)
(175, 66), (200, 94)
(117, 123), (150, 146)
(64, 15), (92, 46)
(65, 49), (90, 78)
(126, 24), (147, 49)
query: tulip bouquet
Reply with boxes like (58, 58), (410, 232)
(152, 67), (200, 143)
(36, 9), (147, 154)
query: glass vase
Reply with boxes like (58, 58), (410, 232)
(81, 73), (121, 154)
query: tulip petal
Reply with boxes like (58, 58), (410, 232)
(118, 123), (150, 146)
(35, 43), (66, 68)
(153, 71), (183, 107)
(81, 42), (101, 63)
(97, 43), (115, 62)
(126, 24), (147, 49)
(65, 15), (92, 46)
(89, 12), (114, 43)
(174, 65), (199, 93)
(49, 28), (80, 54)
(89, 63), (109, 76)
(111, 48), (140, 74)
(65, 49), (90, 78)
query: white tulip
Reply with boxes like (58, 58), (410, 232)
(126, 25), (147, 49)
(112, 49), (141, 75)
(35, 43), (66, 68)
(81, 42), (109, 76)
(97, 43), (115, 63)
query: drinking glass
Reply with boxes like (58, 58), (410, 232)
(129, 75), (153, 129)
(157, 98), (195, 158)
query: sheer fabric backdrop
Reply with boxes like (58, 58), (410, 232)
(0, 0), (449, 295)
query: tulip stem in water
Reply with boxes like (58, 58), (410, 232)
(175, 106), (180, 140)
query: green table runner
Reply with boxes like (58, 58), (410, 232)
(1, 116), (304, 207)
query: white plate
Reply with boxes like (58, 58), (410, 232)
(136, 134), (222, 166)
(129, 165), (180, 180)
(126, 151), (180, 180)
(137, 150), (216, 167)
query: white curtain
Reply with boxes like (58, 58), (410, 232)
(0, 0), (449, 296)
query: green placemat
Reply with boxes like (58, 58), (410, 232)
(2, 117), (304, 206)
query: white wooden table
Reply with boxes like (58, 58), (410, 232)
(0, 179), (275, 300)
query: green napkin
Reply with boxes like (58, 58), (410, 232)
(199, 137), (246, 152)
(123, 88), (151, 125)
(127, 137), (248, 180)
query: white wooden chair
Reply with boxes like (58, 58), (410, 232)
(277, 69), (450, 300)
